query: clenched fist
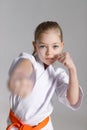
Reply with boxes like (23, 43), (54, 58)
(8, 59), (35, 98)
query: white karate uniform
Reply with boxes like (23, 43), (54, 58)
(7, 52), (83, 130)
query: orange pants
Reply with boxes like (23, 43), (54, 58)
(6, 109), (49, 130)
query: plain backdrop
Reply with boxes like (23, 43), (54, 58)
(0, 0), (87, 130)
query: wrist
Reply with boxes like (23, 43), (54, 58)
(68, 66), (78, 80)
(68, 64), (76, 72)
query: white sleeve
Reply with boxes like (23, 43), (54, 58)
(8, 52), (37, 76)
(55, 68), (83, 111)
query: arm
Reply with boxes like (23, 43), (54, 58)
(57, 52), (79, 105)
(67, 66), (79, 105)
(8, 59), (34, 98)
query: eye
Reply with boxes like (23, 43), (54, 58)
(39, 45), (46, 49)
(53, 45), (59, 49)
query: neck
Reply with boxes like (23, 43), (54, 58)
(44, 63), (49, 69)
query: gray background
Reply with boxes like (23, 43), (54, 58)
(0, 0), (87, 129)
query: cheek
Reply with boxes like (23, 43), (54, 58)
(37, 50), (46, 63)
(53, 50), (61, 55)
(54, 47), (63, 53)
(38, 49), (46, 56)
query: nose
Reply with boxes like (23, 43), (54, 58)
(46, 47), (52, 56)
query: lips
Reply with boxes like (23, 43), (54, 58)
(46, 58), (54, 61)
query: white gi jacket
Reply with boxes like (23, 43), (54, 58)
(7, 52), (83, 130)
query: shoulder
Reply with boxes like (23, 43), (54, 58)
(8, 52), (37, 76)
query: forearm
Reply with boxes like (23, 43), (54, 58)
(67, 67), (79, 105)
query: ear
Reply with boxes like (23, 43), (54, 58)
(32, 41), (37, 52)
(61, 41), (64, 48)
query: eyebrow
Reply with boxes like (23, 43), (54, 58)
(39, 42), (60, 45)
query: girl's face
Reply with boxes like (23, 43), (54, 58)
(33, 29), (64, 65)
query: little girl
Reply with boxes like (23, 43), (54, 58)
(6, 21), (83, 130)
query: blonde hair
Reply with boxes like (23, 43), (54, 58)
(32, 21), (63, 56)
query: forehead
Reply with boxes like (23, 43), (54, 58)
(38, 29), (61, 44)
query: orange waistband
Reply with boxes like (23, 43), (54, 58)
(6, 109), (49, 130)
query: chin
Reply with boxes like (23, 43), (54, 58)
(45, 61), (54, 65)
(43, 59), (55, 65)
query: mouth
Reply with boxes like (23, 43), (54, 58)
(46, 58), (54, 61)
